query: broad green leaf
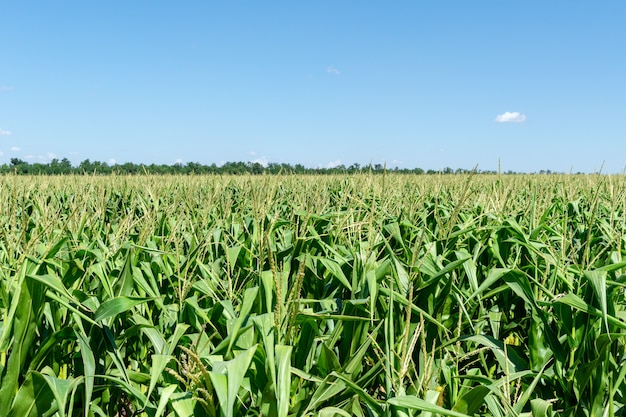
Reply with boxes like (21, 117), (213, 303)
(318, 343), (341, 377)
(502, 269), (538, 311)
(226, 245), (242, 274)
(169, 391), (195, 417)
(301, 375), (347, 414)
(27, 274), (74, 301)
(210, 345), (257, 417)
(40, 368), (74, 417)
(421, 254), (470, 285)
(0, 268), (45, 417)
(226, 286), (258, 357)
(209, 372), (228, 416)
(319, 257), (351, 291)
(392, 257), (410, 295)
(93, 296), (151, 322)
(252, 313), (276, 392)
(387, 396), (472, 417)
(145, 355), (173, 408)
(468, 268), (511, 302)
(275, 345), (292, 417)
(165, 323), (189, 356)
(0, 261), (37, 352)
(9, 371), (56, 417)
(74, 326), (95, 417)
(584, 270), (609, 333)
(319, 407), (352, 417)
(530, 398), (553, 417)
(452, 385), (490, 415)
(134, 314), (166, 354)
(155, 385), (179, 417)
(555, 294), (626, 330)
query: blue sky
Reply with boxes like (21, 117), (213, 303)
(1, 1), (625, 173)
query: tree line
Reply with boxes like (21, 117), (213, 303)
(0, 157), (561, 175)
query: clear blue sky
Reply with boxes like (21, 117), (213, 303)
(1, 1), (625, 173)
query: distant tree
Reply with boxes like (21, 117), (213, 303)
(185, 162), (203, 174)
(79, 159), (93, 173)
(348, 163), (361, 173)
(59, 158), (72, 174)
(0, 156), (549, 176)
(248, 162), (264, 175)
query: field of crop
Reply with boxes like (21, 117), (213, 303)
(0, 173), (625, 416)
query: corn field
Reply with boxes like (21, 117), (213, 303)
(0, 173), (625, 416)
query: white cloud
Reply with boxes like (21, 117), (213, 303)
(247, 151), (268, 167)
(0, 86), (14, 92)
(327, 159), (342, 168)
(0, 151), (3, 156)
(327, 65), (340, 76)
(47, 152), (57, 159)
(495, 111), (526, 123)
(0, 128), (11, 136)
(251, 156), (268, 167)
(108, 158), (117, 165)
(10, 146), (20, 151)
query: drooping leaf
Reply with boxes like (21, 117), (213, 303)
(94, 296), (151, 322)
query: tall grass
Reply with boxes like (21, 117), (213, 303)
(0, 173), (625, 416)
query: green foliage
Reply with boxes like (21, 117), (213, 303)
(1, 158), (490, 175)
(0, 173), (624, 416)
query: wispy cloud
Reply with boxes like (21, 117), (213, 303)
(248, 151), (268, 167)
(0, 86), (14, 92)
(495, 111), (526, 123)
(108, 158), (117, 165)
(327, 159), (342, 168)
(327, 65), (340, 76)
(10, 146), (20, 151)
(0, 128), (11, 136)
(251, 156), (268, 167)
(47, 152), (57, 159)
(0, 151), (3, 156)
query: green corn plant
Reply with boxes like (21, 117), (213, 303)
(0, 173), (626, 416)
